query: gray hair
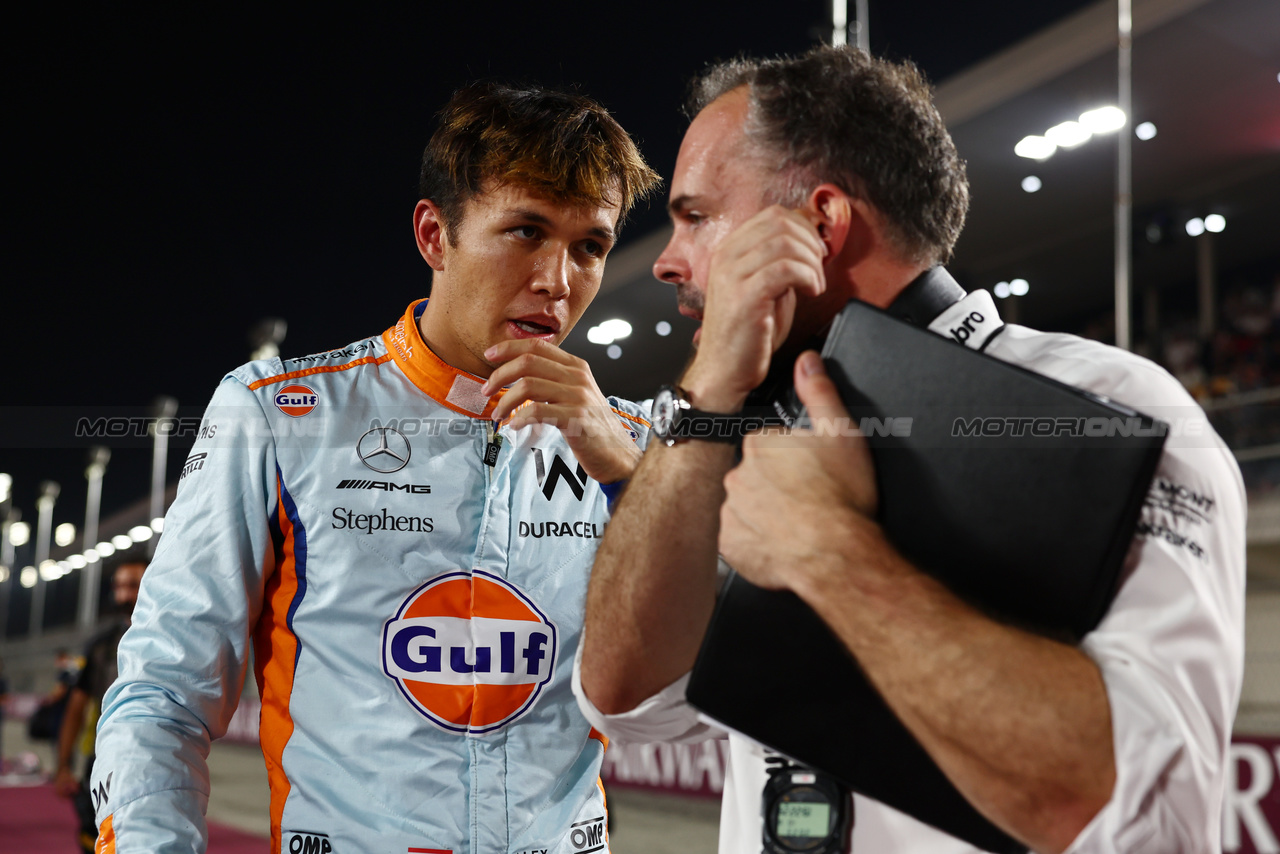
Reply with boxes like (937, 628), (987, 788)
(686, 45), (969, 266)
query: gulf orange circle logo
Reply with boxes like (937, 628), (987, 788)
(382, 570), (557, 734)
(274, 384), (319, 417)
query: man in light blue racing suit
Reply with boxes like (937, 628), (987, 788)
(90, 81), (660, 854)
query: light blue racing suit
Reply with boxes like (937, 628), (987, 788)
(92, 300), (649, 854)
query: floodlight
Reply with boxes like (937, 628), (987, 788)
(1015, 136), (1056, 160)
(1079, 106), (1126, 133)
(1045, 121), (1091, 148)
(587, 318), (633, 345)
(9, 521), (31, 547)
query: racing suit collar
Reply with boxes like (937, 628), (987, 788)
(383, 299), (508, 419)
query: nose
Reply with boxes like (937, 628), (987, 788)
(532, 247), (571, 299)
(652, 235), (690, 286)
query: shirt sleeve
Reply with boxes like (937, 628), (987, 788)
(1066, 435), (1246, 854)
(571, 634), (725, 746)
(607, 396), (653, 452)
(90, 377), (279, 853)
(572, 549), (735, 746)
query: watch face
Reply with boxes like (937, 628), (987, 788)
(652, 386), (677, 437)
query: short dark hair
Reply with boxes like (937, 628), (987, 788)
(105, 548), (150, 576)
(687, 46), (969, 266)
(419, 81), (661, 238)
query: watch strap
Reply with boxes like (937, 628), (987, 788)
(656, 385), (766, 445)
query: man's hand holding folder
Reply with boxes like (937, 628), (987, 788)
(717, 347), (1117, 854)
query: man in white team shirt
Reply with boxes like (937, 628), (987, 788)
(574, 45), (1245, 854)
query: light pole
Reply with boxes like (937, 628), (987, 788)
(1114, 0), (1133, 350)
(249, 317), (288, 361)
(832, 0), (869, 51)
(150, 396), (178, 557)
(1, 513), (26, 641)
(79, 446), (111, 629)
(31, 479), (60, 637)
(0, 473), (13, 639)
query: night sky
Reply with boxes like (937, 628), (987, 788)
(4, 1), (1095, 535)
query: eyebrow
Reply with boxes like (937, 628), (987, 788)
(667, 194), (703, 221)
(668, 195), (693, 215)
(506, 208), (616, 244)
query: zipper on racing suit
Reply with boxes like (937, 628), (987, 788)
(483, 421), (502, 469)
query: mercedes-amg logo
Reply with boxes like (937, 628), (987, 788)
(356, 427), (411, 473)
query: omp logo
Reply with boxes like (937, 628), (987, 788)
(532, 448), (588, 501)
(275, 385), (319, 417)
(283, 830), (332, 853)
(567, 816), (606, 853)
(383, 570), (557, 734)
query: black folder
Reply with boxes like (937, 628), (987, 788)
(685, 300), (1167, 854)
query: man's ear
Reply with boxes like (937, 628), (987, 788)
(806, 184), (854, 261)
(414, 199), (447, 271)
(808, 184), (889, 269)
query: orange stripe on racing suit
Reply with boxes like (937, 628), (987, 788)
(254, 473), (306, 854)
(94, 814), (115, 854)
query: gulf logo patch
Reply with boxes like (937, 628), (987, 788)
(275, 384), (319, 417)
(382, 570), (557, 734)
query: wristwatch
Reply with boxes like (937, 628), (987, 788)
(651, 384), (746, 446)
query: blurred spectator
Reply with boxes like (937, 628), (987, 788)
(1224, 284), (1272, 337)
(26, 649), (81, 743)
(1071, 260), (1280, 494)
(1162, 325), (1206, 396)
